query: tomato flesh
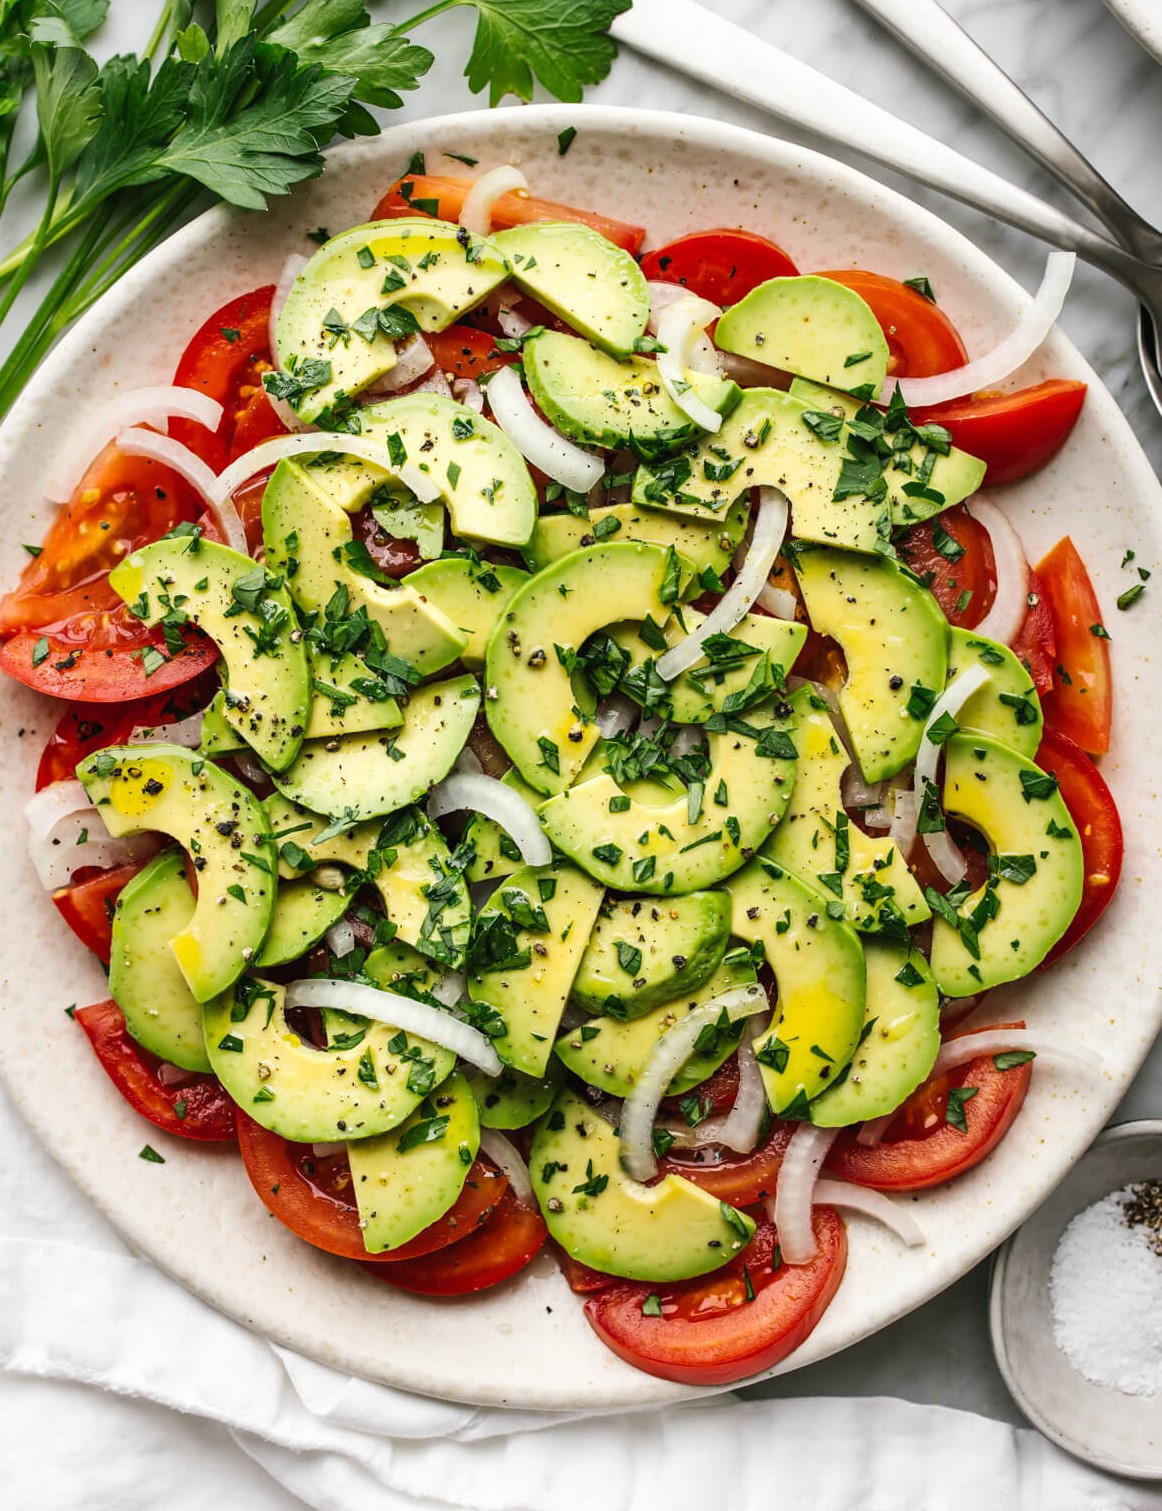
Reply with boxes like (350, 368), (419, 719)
(814, 270), (968, 378)
(364, 1187), (548, 1296)
(424, 324), (518, 383)
(1010, 565), (1057, 696)
(660, 1119), (793, 1206)
(641, 229), (799, 306)
(1036, 727), (1123, 965)
(53, 862), (147, 962)
(895, 503), (996, 629)
(911, 381), (1086, 488)
(1036, 536), (1113, 755)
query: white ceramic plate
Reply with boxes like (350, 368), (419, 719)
(1, 105), (1160, 1410)
(1102, 0), (1162, 64)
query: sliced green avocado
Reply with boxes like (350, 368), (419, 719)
(462, 768), (540, 884)
(608, 608), (807, 724)
(108, 847), (211, 1071)
(530, 1088), (755, 1281)
(484, 542), (684, 796)
(203, 973), (456, 1142)
(404, 557), (529, 670)
(631, 388), (887, 554)
(763, 686), (929, 932)
(570, 890), (731, 1016)
(464, 1059), (563, 1129)
(716, 276), (890, 398)
(554, 956), (756, 1099)
(522, 496), (749, 581)
(109, 539), (309, 772)
(789, 377), (986, 526)
(305, 645), (404, 741)
(810, 940), (940, 1127)
(795, 546), (949, 783)
(946, 626), (1042, 759)
(490, 222), (650, 358)
(78, 745), (275, 1002)
(275, 218), (509, 422)
(359, 392), (537, 547)
(467, 862), (604, 1077)
(929, 734), (1084, 996)
(348, 1070), (480, 1254)
(729, 859), (867, 1115)
(254, 879), (350, 968)
(262, 458), (467, 675)
(523, 329), (739, 449)
(271, 675), (480, 824)
(538, 700), (798, 895)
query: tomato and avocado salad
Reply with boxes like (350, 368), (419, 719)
(5, 160), (1121, 1388)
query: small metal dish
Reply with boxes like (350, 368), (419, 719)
(990, 1120), (1162, 1480)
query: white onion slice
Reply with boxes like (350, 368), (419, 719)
(646, 280), (688, 331)
(452, 376), (484, 413)
(233, 750), (268, 788)
(431, 971), (466, 1008)
(594, 693), (638, 739)
(325, 919), (356, 958)
(655, 293), (724, 432)
(813, 1179), (926, 1248)
(116, 428), (247, 555)
(485, 365), (603, 493)
(362, 334), (435, 394)
(312, 1141), (346, 1158)
(755, 582), (798, 620)
(285, 979), (502, 1075)
(619, 985), (769, 1181)
(459, 165), (528, 236)
(479, 1129), (534, 1204)
(412, 366), (453, 399)
(214, 432), (442, 508)
(426, 773), (550, 867)
(657, 487), (788, 680)
(24, 781), (151, 891)
(840, 768), (885, 812)
(912, 662), (991, 884)
(44, 386), (225, 505)
(497, 305), (533, 341)
(932, 1027), (1100, 1078)
(862, 804), (891, 832)
(688, 332), (723, 377)
(770, 1123), (838, 1265)
(453, 746), (483, 776)
(894, 251), (1076, 407)
(888, 786), (918, 855)
(129, 710), (204, 749)
(708, 1019), (767, 1154)
(965, 498), (1030, 648)
(855, 1113), (894, 1149)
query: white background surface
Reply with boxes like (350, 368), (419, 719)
(2, 0), (1162, 1500)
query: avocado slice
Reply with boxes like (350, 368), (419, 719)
(570, 890), (731, 1016)
(523, 329), (739, 449)
(490, 222), (650, 358)
(78, 745), (275, 1002)
(108, 847), (211, 1072)
(946, 627), (1042, 759)
(404, 557), (529, 669)
(359, 392), (537, 547)
(554, 955), (756, 1099)
(347, 1070), (480, 1253)
(810, 940), (940, 1127)
(464, 1060), (563, 1130)
(631, 389), (887, 554)
(795, 546), (950, 783)
(271, 674), (480, 825)
(930, 734), (1084, 996)
(254, 879), (350, 968)
(538, 700), (798, 895)
(729, 859), (867, 1115)
(716, 276), (890, 399)
(262, 458), (467, 675)
(467, 862), (604, 1077)
(275, 218), (510, 422)
(530, 1088), (755, 1281)
(788, 377), (986, 526)
(763, 686), (929, 932)
(484, 541), (685, 796)
(462, 768), (541, 884)
(203, 973), (456, 1142)
(522, 496), (749, 581)
(109, 539), (310, 772)
(607, 608), (807, 724)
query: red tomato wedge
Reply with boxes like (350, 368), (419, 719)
(584, 1211), (847, 1386)
(371, 174), (645, 254)
(660, 1119), (794, 1206)
(235, 1112), (508, 1264)
(1036, 536), (1113, 755)
(827, 1022), (1034, 1191)
(641, 230), (799, 306)
(911, 381), (1087, 488)
(170, 286), (288, 470)
(425, 324), (519, 383)
(1010, 565), (1057, 695)
(895, 503), (996, 629)
(814, 270), (968, 378)
(53, 862), (147, 963)
(1036, 727), (1123, 965)
(74, 1000), (236, 1141)
(364, 1187), (548, 1296)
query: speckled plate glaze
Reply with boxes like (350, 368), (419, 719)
(1, 106), (1160, 1411)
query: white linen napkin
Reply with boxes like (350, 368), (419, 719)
(1, 1084), (1157, 1511)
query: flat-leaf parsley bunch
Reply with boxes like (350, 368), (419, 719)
(0, 0), (631, 415)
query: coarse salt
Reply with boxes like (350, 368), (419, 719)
(1049, 1181), (1162, 1397)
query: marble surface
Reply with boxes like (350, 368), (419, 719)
(2, 0), (1161, 1494)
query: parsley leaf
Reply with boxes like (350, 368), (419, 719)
(459, 0), (632, 106)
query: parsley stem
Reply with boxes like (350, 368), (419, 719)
(0, 175), (59, 332)
(395, 1), (461, 31)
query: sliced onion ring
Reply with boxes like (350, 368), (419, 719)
(813, 1178), (926, 1247)
(426, 773), (550, 867)
(459, 165), (528, 237)
(485, 365), (603, 493)
(770, 1123), (838, 1265)
(479, 1128), (534, 1204)
(893, 251), (1075, 407)
(965, 498), (1030, 648)
(325, 919), (356, 958)
(431, 971), (466, 1008)
(657, 487), (789, 680)
(452, 376), (484, 413)
(214, 431), (441, 507)
(594, 693), (638, 739)
(129, 710), (204, 749)
(655, 293), (724, 432)
(24, 781), (151, 891)
(855, 1112), (894, 1149)
(755, 582), (798, 620)
(363, 334), (435, 395)
(619, 985), (769, 1181)
(932, 1027), (1100, 1078)
(285, 979), (502, 1076)
(707, 1018), (767, 1154)
(887, 786), (918, 856)
(116, 428), (246, 555)
(912, 662), (992, 885)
